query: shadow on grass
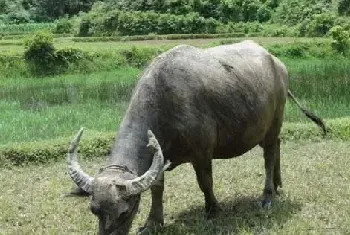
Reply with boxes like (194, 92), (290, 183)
(159, 195), (302, 234)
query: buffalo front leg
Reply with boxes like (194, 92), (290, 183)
(193, 160), (220, 219)
(138, 174), (164, 235)
(262, 140), (279, 209)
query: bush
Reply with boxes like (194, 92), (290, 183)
(24, 31), (57, 75)
(53, 16), (74, 34)
(261, 24), (299, 37)
(271, 0), (333, 26)
(120, 46), (163, 68)
(222, 21), (263, 34)
(24, 31), (86, 76)
(267, 43), (309, 58)
(329, 25), (350, 55)
(303, 13), (336, 37)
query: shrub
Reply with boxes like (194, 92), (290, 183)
(329, 25), (350, 55)
(24, 31), (57, 75)
(304, 13), (336, 37)
(120, 46), (163, 68)
(53, 16), (74, 34)
(271, 0), (332, 26)
(267, 42), (310, 58)
(262, 24), (299, 37)
(24, 31), (86, 76)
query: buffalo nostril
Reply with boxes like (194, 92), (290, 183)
(90, 204), (101, 216)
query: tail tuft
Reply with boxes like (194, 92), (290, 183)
(301, 108), (327, 137)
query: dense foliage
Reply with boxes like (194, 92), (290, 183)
(1, 0), (350, 42)
(0, 0), (349, 36)
(0, 0), (97, 23)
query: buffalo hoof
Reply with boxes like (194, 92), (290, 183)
(262, 199), (272, 210)
(206, 205), (222, 219)
(137, 223), (163, 235)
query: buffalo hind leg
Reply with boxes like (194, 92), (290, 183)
(274, 138), (282, 193)
(138, 175), (164, 235)
(262, 139), (280, 209)
(193, 159), (220, 219)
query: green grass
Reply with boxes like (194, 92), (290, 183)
(1, 141), (349, 234)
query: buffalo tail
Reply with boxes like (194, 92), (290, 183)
(287, 90), (327, 136)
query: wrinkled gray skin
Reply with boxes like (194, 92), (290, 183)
(67, 40), (326, 235)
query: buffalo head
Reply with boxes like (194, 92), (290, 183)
(67, 128), (170, 235)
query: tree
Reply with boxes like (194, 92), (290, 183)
(33, 0), (97, 21)
(338, 0), (350, 16)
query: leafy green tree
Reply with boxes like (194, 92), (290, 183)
(33, 0), (97, 21)
(272, 0), (332, 25)
(257, 4), (272, 22)
(241, 0), (261, 21)
(338, 0), (350, 16)
(305, 13), (336, 36)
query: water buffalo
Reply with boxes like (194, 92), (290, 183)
(66, 40), (326, 235)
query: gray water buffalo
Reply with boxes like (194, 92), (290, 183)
(67, 40), (326, 235)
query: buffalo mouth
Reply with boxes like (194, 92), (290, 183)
(99, 197), (140, 235)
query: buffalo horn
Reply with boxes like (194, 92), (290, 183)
(67, 128), (94, 194)
(124, 130), (170, 195)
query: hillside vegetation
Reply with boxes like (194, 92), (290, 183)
(1, 0), (350, 37)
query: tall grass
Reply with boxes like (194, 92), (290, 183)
(284, 58), (350, 122)
(0, 59), (349, 145)
(0, 67), (140, 145)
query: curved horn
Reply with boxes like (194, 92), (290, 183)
(67, 128), (94, 194)
(125, 130), (170, 195)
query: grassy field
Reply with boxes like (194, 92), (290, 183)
(1, 140), (349, 234)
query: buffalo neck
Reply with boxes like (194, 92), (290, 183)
(108, 83), (158, 176)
